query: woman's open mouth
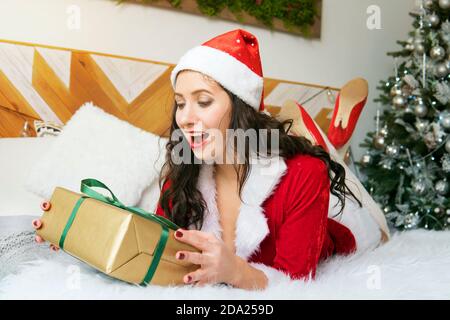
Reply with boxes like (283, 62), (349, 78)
(188, 132), (211, 149)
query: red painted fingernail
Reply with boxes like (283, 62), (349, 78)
(32, 219), (42, 228)
(175, 230), (183, 238)
(177, 252), (185, 260)
(40, 201), (51, 211)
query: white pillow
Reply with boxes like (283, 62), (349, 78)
(136, 179), (162, 213)
(0, 137), (56, 216)
(25, 102), (167, 207)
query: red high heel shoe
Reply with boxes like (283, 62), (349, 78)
(276, 99), (329, 153)
(327, 78), (368, 150)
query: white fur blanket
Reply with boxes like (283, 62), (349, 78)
(1, 224), (449, 299)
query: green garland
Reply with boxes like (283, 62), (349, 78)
(118, 0), (319, 36)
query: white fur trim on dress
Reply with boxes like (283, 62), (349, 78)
(170, 45), (264, 110)
(248, 262), (297, 288)
(196, 156), (287, 260)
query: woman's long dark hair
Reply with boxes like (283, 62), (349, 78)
(159, 81), (362, 230)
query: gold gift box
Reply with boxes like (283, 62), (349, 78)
(36, 182), (199, 286)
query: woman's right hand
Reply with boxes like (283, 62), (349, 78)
(32, 217), (60, 251)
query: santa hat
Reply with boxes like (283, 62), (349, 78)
(170, 29), (265, 112)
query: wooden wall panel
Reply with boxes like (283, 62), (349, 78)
(0, 39), (338, 139)
(32, 50), (80, 122)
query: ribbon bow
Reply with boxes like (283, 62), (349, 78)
(58, 178), (179, 286)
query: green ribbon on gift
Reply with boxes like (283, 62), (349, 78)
(58, 178), (179, 286)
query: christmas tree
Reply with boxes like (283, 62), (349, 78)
(358, 0), (450, 231)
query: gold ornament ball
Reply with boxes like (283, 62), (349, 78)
(373, 135), (386, 150)
(424, 0), (434, 8)
(414, 43), (425, 55)
(361, 154), (372, 166)
(390, 85), (402, 97)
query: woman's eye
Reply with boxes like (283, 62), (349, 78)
(176, 102), (185, 109)
(198, 101), (212, 107)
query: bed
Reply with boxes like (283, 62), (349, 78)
(1, 106), (449, 300)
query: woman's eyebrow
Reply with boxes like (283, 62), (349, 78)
(174, 89), (212, 97)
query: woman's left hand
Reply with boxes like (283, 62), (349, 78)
(173, 228), (240, 287)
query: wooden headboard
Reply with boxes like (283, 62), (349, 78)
(0, 39), (338, 138)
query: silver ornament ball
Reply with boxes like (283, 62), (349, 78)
(435, 62), (449, 78)
(439, 112), (450, 131)
(430, 46), (446, 60)
(392, 95), (406, 108)
(404, 213), (419, 229)
(439, 0), (450, 9)
(434, 207), (443, 216)
(360, 154), (372, 166)
(386, 144), (400, 158)
(412, 179), (427, 195)
(442, 155), (450, 172)
(435, 180), (449, 195)
(428, 13), (440, 27)
(446, 139), (450, 153)
(414, 101), (428, 118)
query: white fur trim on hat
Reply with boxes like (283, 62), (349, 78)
(170, 45), (263, 110)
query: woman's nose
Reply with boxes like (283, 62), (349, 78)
(178, 104), (198, 126)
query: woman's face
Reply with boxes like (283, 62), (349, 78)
(174, 70), (232, 162)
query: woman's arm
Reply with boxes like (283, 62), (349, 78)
(229, 255), (268, 290)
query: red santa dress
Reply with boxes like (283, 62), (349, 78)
(155, 153), (357, 285)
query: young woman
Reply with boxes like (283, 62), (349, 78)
(154, 29), (364, 290)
